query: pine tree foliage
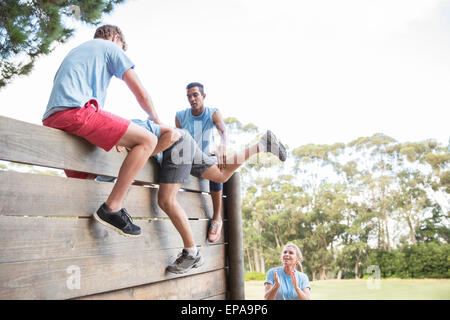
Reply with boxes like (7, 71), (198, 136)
(0, 0), (126, 89)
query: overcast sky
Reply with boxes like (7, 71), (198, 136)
(1, 0), (449, 150)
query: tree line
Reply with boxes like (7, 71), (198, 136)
(224, 118), (449, 280)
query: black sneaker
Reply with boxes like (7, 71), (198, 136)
(259, 130), (287, 162)
(93, 203), (142, 238)
(166, 249), (204, 274)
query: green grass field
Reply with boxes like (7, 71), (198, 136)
(245, 279), (450, 300)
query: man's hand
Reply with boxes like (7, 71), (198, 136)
(211, 110), (227, 170)
(170, 128), (181, 143)
(216, 144), (227, 170)
(116, 145), (126, 152)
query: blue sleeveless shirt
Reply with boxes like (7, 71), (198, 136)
(176, 106), (218, 155)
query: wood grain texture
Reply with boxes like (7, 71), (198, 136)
(0, 115), (209, 192)
(0, 171), (224, 219)
(201, 293), (227, 300)
(0, 115), (239, 300)
(78, 269), (227, 300)
(0, 244), (226, 299)
(0, 216), (227, 263)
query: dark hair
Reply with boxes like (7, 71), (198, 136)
(186, 82), (204, 95)
(94, 24), (127, 51)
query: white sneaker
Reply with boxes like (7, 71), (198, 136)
(258, 130), (287, 162)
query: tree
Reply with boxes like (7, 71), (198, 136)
(348, 133), (399, 251)
(0, 0), (126, 89)
(416, 203), (450, 243)
(230, 112), (448, 279)
(242, 175), (306, 274)
(393, 169), (430, 244)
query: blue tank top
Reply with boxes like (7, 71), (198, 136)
(176, 106), (218, 154)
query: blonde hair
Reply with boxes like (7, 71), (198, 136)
(283, 243), (304, 272)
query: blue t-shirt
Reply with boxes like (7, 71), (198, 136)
(43, 39), (134, 120)
(176, 107), (218, 155)
(265, 267), (311, 300)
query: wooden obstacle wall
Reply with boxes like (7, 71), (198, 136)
(0, 115), (244, 300)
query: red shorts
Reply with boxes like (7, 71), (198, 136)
(43, 99), (130, 179)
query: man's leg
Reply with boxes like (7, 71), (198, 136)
(208, 181), (223, 243)
(201, 130), (287, 183)
(199, 143), (259, 242)
(44, 106), (157, 237)
(158, 183), (195, 248)
(158, 182), (204, 274)
(201, 143), (260, 183)
(93, 122), (157, 238)
(106, 122), (157, 211)
(211, 190), (222, 221)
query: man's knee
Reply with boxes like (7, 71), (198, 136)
(120, 123), (157, 152)
(210, 174), (228, 184)
(142, 131), (157, 152)
(158, 194), (175, 212)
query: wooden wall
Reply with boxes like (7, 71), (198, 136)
(0, 116), (241, 300)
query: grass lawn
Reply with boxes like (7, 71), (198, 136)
(245, 279), (450, 300)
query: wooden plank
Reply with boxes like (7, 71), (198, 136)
(201, 293), (227, 300)
(0, 171), (223, 219)
(77, 269), (227, 300)
(0, 115), (209, 192)
(0, 244), (226, 300)
(0, 216), (227, 263)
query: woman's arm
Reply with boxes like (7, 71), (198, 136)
(291, 272), (311, 300)
(264, 283), (280, 300)
(294, 286), (311, 300)
(264, 270), (280, 300)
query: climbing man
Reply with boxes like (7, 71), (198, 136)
(175, 82), (227, 243)
(42, 25), (170, 238)
(121, 118), (287, 274)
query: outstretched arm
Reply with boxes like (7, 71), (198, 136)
(122, 68), (161, 124)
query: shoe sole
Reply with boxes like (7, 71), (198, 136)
(207, 237), (220, 244)
(267, 130), (287, 162)
(167, 256), (205, 274)
(93, 211), (142, 238)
